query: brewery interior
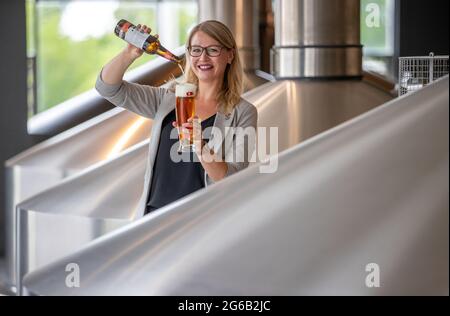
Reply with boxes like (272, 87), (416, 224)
(0, 0), (448, 296)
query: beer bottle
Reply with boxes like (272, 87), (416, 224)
(114, 19), (182, 64)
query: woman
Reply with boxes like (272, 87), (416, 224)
(95, 20), (257, 217)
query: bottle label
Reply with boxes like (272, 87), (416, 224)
(123, 27), (148, 50)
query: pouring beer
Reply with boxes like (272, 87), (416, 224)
(175, 83), (197, 152)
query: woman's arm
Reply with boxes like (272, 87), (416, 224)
(95, 25), (168, 119)
(176, 118), (228, 182)
(197, 144), (228, 182)
(101, 24), (149, 84)
(186, 102), (258, 183)
(101, 49), (139, 85)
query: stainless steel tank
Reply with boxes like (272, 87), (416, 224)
(15, 140), (150, 295)
(244, 0), (393, 158)
(22, 77), (449, 295)
(15, 0), (398, 294)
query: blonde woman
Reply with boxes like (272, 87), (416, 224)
(96, 20), (257, 216)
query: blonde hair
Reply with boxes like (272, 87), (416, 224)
(184, 20), (244, 114)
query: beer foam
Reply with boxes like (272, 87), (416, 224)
(176, 83), (197, 97)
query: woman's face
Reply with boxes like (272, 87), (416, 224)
(189, 31), (234, 84)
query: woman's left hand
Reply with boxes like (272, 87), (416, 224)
(173, 116), (226, 181)
(188, 116), (204, 156)
(173, 116), (203, 156)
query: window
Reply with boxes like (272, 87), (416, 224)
(26, 0), (198, 117)
(360, 0), (396, 79)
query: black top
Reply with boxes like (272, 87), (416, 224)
(145, 109), (216, 215)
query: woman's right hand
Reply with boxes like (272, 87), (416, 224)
(123, 24), (159, 60)
(101, 24), (158, 85)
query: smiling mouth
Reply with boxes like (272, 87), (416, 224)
(198, 65), (214, 71)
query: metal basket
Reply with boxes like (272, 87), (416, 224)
(399, 53), (449, 96)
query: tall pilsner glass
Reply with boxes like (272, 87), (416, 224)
(175, 83), (197, 152)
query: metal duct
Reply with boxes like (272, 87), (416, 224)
(2, 49), (184, 292)
(22, 77), (449, 295)
(198, 0), (270, 90)
(272, 0), (362, 79)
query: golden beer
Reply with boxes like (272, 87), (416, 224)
(175, 83), (197, 152)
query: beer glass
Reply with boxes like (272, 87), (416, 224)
(175, 83), (197, 152)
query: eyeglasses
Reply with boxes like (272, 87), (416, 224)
(188, 45), (226, 57)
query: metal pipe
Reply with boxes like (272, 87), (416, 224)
(272, 0), (362, 78)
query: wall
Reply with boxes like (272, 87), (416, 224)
(0, 1), (41, 257)
(393, 0), (449, 78)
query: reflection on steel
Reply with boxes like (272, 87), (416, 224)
(245, 75), (393, 155)
(23, 77), (449, 295)
(3, 49), (184, 292)
(107, 117), (148, 159)
(16, 141), (149, 295)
